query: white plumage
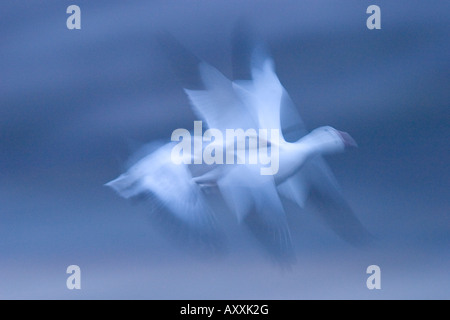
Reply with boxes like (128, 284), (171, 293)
(106, 34), (369, 262)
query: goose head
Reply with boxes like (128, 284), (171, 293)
(303, 126), (357, 155)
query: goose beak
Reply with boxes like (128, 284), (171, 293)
(337, 131), (358, 148)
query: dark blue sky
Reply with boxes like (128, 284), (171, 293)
(0, 1), (448, 299)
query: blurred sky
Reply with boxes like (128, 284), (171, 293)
(0, 0), (449, 299)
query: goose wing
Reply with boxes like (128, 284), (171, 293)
(231, 28), (371, 245)
(106, 143), (216, 231)
(184, 62), (258, 132)
(158, 33), (257, 132)
(217, 164), (295, 263)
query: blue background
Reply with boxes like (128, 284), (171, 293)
(0, 0), (448, 299)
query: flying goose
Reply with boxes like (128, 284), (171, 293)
(106, 30), (371, 262)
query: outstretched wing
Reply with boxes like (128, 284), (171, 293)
(231, 25), (371, 245)
(184, 63), (258, 132)
(303, 158), (373, 245)
(106, 143), (216, 231)
(158, 33), (257, 132)
(233, 56), (284, 137)
(243, 180), (296, 264)
(231, 23), (307, 139)
(218, 164), (295, 264)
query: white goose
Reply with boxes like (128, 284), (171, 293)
(106, 33), (370, 261)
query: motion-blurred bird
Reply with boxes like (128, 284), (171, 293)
(106, 27), (371, 263)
